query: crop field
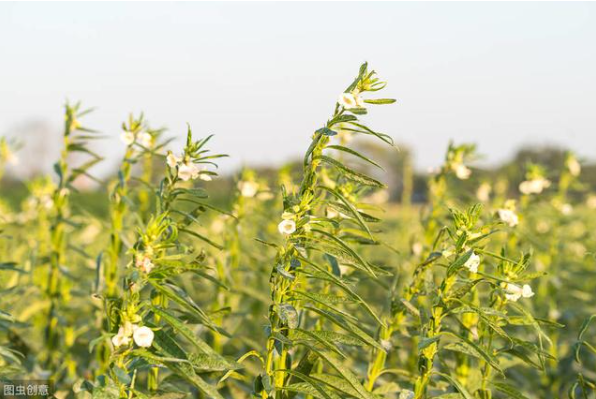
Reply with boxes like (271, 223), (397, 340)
(0, 64), (595, 399)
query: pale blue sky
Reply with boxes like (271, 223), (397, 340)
(1, 2), (595, 176)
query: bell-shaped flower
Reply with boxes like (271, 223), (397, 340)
(454, 163), (472, 180)
(503, 283), (534, 302)
(178, 162), (200, 181)
(278, 219), (296, 235)
(166, 152), (182, 168)
(497, 208), (519, 227)
(463, 252), (480, 273)
(133, 326), (154, 348)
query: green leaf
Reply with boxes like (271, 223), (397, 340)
(442, 331), (502, 373)
(315, 155), (386, 188)
(310, 349), (375, 399)
(433, 372), (474, 399)
(578, 314), (596, 341)
(447, 250), (474, 276)
(319, 185), (374, 239)
(491, 382), (529, 399)
(363, 98), (396, 104)
(305, 306), (383, 352)
(280, 371), (339, 399)
(150, 306), (221, 357)
(325, 145), (383, 170)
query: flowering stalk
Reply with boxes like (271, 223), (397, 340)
(260, 63), (395, 399)
(45, 102), (102, 376)
(412, 205), (484, 397)
(95, 127), (232, 398)
(98, 114), (165, 372)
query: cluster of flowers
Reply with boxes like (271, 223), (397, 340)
(111, 320), (154, 348)
(120, 130), (153, 148)
(167, 152), (211, 182)
(237, 180), (273, 200)
(457, 252), (534, 302)
(519, 177), (551, 195)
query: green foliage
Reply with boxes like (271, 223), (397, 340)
(0, 64), (594, 399)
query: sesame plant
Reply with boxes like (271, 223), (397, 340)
(83, 127), (235, 398)
(255, 63), (396, 399)
(44, 102), (103, 380)
(97, 113), (169, 372)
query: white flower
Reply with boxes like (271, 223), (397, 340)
(278, 219), (296, 235)
(463, 252), (480, 273)
(111, 331), (131, 347)
(497, 209), (519, 227)
(120, 131), (135, 146)
(338, 93), (358, 109)
(135, 255), (154, 273)
(561, 203), (573, 215)
(399, 390), (415, 399)
(178, 162), (200, 181)
(166, 152), (181, 168)
(122, 321), (137, 337)
(338, 92), (365, 109)
(567, 157), (581, 177)
(519, 178), (551, 195)
(503, 283), (534, 302)
(111, 322), (137, 347)
(133, 326), (154, 348)
(137, 131), (153, 148)
(476, 183), (491, 202)
(454, 163), (472, 180)
(238, 181), (258, 198)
